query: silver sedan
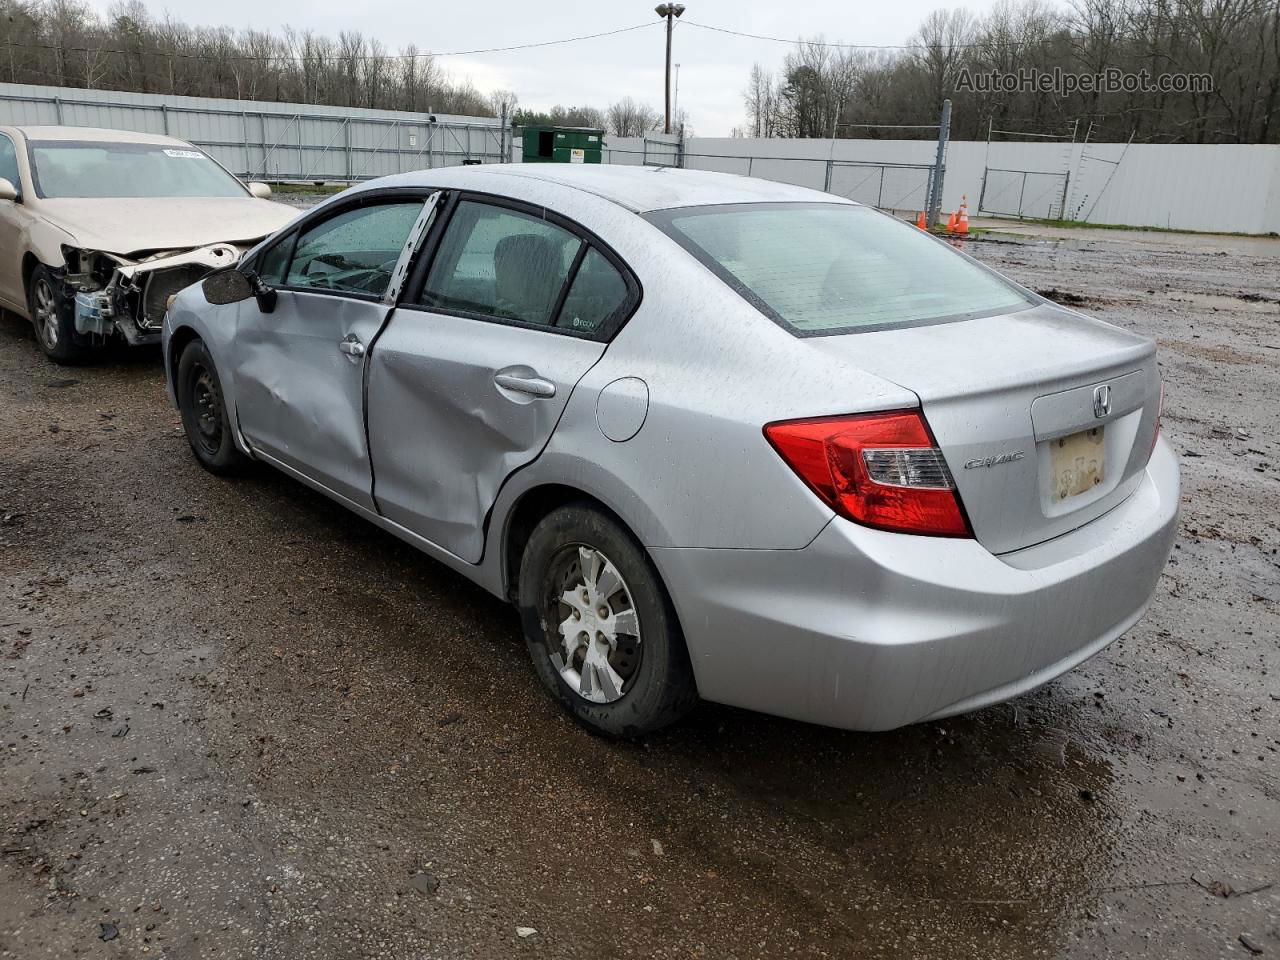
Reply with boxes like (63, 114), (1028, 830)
(162, 165), (1179, 737)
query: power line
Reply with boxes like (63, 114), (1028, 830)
(681, 18), (1081, 51)
(2, 21), (659, 64)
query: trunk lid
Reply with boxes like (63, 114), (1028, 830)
(805, 303), (1162, 554)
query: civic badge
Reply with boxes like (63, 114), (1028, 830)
(1093, 384), (1112, 419)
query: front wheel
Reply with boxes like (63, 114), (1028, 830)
(28, 265), (92, 364)
(176, 338), (248, 475)
(517, 504), (698, 738)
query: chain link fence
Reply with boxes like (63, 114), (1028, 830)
(978, 168), (1070, 220)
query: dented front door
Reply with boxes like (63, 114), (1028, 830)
(232, 291), (387, 510)
(229, 196), (436, 511)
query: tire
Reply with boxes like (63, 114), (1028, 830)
(28, 265), (92, 364)
(176, 338), (248, 475)
(517, 503), (698, 738)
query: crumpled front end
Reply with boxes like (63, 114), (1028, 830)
(61, 243), (243, 345)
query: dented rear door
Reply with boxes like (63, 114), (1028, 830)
(366, 314), (604, 562)
(364, 194), (633, 564)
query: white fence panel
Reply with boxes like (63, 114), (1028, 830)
(596, 133), (1280, 234)
(0, 82), (506, 181)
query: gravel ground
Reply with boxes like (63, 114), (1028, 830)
(1, 222), (1277, 959)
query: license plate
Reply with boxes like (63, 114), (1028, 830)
(1050, 427), (1105, 502)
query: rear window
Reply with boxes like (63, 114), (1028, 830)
(647, 202), (1031, 335)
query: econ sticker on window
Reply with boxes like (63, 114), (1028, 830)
(163, 149), (205, 159)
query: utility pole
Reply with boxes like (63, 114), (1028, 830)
(926, 98), (952, 230)
(655, 4), (685, 134)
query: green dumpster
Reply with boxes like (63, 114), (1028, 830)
(521, 126), (603, 164)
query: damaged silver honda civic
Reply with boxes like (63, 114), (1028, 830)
(162, 165), (1179, 738)
(0, 125), (296, 363)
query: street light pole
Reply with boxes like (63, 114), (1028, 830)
(655, 3), (685, 135)
(673, 62), (680, 133)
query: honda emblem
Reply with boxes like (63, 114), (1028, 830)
(1093, 384), (1112, 419)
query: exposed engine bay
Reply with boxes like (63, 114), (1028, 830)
(59, 242), (244, 345)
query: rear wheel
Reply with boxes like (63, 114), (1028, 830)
(517, 504), (698, 737)
(28, 265), (91, 364)
(177, 338), (247, 474)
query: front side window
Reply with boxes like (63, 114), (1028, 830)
(418, 200), (582, 326)
(648, 202), (1032, 335)
(0, 134), (20, 194)
(285, 202), (423, 297)
(28, 140), (247, 199)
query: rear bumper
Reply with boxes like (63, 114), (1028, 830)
(651, 436), (1180, 731)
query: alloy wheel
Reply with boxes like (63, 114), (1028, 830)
(546, 545), (642, 703)
(33, 278), (58, 351)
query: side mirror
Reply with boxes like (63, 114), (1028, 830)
(247, 181), (272, 200)
(202, 268), (254, 304)
(0, 178), (16, 203)
(201, 268), (279, 312)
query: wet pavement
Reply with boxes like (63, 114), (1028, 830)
(1, 225), (1277, 958)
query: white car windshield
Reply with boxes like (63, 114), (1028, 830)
(649, 202), (1033, 335)
(29, 140), (248, 199)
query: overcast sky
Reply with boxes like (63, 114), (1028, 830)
(83, 0), (1008, 134)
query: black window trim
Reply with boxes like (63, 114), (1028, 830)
(244, 186), (440, 305)
(398, 189), (643, 344)
(643, 200), (1035, 338)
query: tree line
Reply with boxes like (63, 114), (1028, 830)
(0, 0), (681, 136)
(741, 0), (1280, 143)
(1, 0), (497, 116)
(512, 98), (688, 137)
(6, 0), (1271, 143)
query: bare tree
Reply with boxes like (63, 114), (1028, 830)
(607, 96), (660, 136)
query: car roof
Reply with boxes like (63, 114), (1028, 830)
(363, 164), (856, 214)
(3, 125), (195, 147)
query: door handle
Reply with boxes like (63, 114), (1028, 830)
(338, 335), (365, 358)
(494, 372), (556, 399)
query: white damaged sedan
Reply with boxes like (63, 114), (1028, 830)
(0, 125), (296, 363)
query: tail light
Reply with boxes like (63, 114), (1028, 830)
(764, 410), (971, 537)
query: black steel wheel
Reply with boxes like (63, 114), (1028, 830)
(177, 338), (247, 474)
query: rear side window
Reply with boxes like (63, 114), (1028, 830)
(418, 200), (581, 326)
(648, 202), (1031, 335)
(285, 202), (422, 297)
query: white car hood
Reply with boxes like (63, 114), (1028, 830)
(37, 196), (298, 258)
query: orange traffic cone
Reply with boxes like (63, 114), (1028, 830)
(916, 211), (927, 230)
(955, 196), (970, 235)
(946, 209), (958, 233)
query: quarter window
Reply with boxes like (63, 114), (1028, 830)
(256, 234), (294, 285)
(418, 200), (581, 326)
(554, 247), (628, 333)
(285, 202), (423, 297)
